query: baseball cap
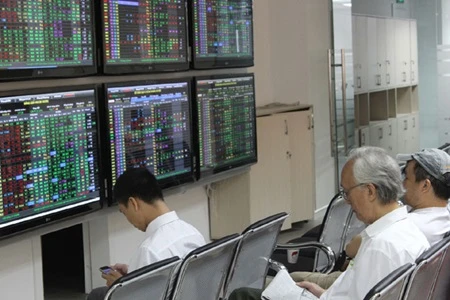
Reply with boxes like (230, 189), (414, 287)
(397, 148), (450, 186)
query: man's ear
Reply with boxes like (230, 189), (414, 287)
(422, 179), (432, 193)
(367, 183), (377, 201)
(128, 197), (139, 211)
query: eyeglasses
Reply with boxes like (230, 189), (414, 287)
(339, 183), (367, 201)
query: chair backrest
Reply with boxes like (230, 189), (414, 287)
(104, 256), (181, 300)
(170, 234), (242, 300)
(427, 233), (450, 300)
(315, 193), (365, 271)
(402, 236), (450, 300)
(222, 212), (288, 299)
(438, 143), (450, 154)
(363, 263), (414, 300)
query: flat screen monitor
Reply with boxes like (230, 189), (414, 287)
(0, 0), (97, 81)
(106, 79), (194, 201)
(101, 0), (189, 74)
(194, 74), (257, 178)
(0, 86), (103, 239)
(191, 0), (254, 69)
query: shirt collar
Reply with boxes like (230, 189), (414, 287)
(145, 211), (179, 236)
(363, 206), (408, 238)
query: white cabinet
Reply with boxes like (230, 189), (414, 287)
(353, 16), (368, 94)
(369, 119), (397, 157)
(385, 19), (396, 87)
(209, 106), (315, 238)
(394, 19), (411, 86)
(367, 17), (387, 91)
(409, 113), (419, 152)
(397, 113), (419, 153)
(410, 20), (419, 85)
(359, 126), (370, 146)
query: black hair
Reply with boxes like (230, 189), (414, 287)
(414, 162), (450, 200)
(113, 168), (164, 206)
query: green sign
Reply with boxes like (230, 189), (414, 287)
(396, 0), (405, 3)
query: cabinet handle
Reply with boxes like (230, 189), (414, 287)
(376, 74), (381, 86)
(285, 120), (288, 135)
(411, 71), (415, 82)
(386, 73), (390, 85)
(308, 114), (314, 130)
(378, 127), (383, 139)
(286, 151), (292, 159)
(389, 124), (392, 136)
(357, 76), (362, 88)
(404, 120), (408, 130)
(413, 117), (416, 128)
(402, 72), (407, 82)
(386, 60), (391, 65)
(361, 133), (366, 145)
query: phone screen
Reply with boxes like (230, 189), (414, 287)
(99, 266), (113, 274)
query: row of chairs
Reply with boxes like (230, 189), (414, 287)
(365, 231), (450, 300)
(103, 212), (335, 300)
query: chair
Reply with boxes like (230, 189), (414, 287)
(401, 235), (450, 300)
(272, 193), (365, 273)
(363, 263), (415, 300)
(170, 234), (242, 300)
(438, 143), (450, 154)
(222, 212), (289, 299)
(104, 256), (181, 300)
(426, 232), (450, 300)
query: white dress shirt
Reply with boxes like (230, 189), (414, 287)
(320, 206), (429, 300)
(128, 211), (206, 272)
(408, 205), (450, 246)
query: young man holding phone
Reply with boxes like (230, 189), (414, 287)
(87, 168), (205, 300)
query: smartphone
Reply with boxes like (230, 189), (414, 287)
(99, 266), (113, 274)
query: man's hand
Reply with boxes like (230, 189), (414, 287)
(112, 263), (129, 276)
(297, 281), (326, 298)
(102, 270), (123, 287)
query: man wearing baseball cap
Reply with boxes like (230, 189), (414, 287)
(397, 148), (450, 245)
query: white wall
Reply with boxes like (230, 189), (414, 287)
(0, 1), (335, 298)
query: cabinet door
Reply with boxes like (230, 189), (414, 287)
(397, 115), (410, 153)
(395, 20), (411, 86)
(286, 110), (314, 222)
(249, 114), (292, 229)
(369, 122), (385, 148)
(385, 119), (398, 157)
(409, 113), (420, 152)
(353, 16), (368, 94)
(385, 19), (396, 87)
(359, 126), (370, 146)
(410, 20), (419, 85)
(367, 17), (382, 91)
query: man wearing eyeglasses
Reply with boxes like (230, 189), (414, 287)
(230, 146), (430, 300)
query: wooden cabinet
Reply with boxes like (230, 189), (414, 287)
(209, 105), (315, 238)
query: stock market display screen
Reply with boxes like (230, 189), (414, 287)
(0, 87), (101, 236)
(195, 74), (257, 177)
(191, 0), (254, 69)
(102, 0), (189, 74)
(0, 0), (96, 80)
(106, 80), (193, 191)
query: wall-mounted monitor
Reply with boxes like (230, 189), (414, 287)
(105, 79), (194, 202)
(194, 74), (257, 178)
(100, 0), (189, 74)
(0, 86), (103, 239)
(0, 0), (97, 81)
(190, 0), (254, 69)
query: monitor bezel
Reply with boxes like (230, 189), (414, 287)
(98, 0), (190, 75)
(0, 0), (98, 82)
(103, 78), (196, 205)
(0, 84), (104, 240)
(189, 0), (255, 69)
(193, 73), (258, 179)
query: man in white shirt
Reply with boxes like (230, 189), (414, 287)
(230, 147), (430, 300)
(87, 168), (206, 300)
(399, 148), (450, 245)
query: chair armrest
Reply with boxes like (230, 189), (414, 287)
(276, 242), (336, 274)
(268, 259), (287, 273)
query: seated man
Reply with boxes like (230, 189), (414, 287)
(87, 168), (206, 300)
(287, 148), (450, 289)
(230, 146), (430, 300)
